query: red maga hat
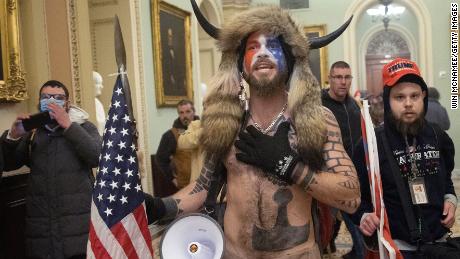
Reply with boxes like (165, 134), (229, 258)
(382, 58), (423, 87)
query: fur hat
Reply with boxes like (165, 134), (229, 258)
(200, 6), (326, 170)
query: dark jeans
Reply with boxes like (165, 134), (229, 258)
(343, 213), (365, 259)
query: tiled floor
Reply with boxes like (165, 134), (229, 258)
(324, 173), (460, 259)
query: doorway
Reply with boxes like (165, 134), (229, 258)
(365, 30), (410, 96)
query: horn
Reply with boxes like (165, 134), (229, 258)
(190, 0), (220, 39)
(309, 16), (353, 49)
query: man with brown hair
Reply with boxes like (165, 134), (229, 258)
(148, 3), (360, 258)
(156, 99), (199, 189)
(322, 61), (364, 258)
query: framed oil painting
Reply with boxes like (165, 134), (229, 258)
(151, 0), (193, 107)
(0, 0), (27, 102)
(304, 25), (328, 87)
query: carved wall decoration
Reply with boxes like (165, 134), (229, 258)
(367, 30), (409, 56)
(67, 0), (82, 106)
(0, 0), (27, 102)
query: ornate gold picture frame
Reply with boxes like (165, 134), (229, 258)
(304, 25), (328, 87)
(0, 0), (27, 102)
(151, 0), (193, 107)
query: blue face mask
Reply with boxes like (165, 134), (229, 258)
(40, 98), (66, 112)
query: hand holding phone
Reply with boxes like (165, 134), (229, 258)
(9, 114), (29, 139)
(22, 111), (54, 132)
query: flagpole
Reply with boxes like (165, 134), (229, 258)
(362, 100), (400, 259)
(86, 15), (154, 259)
(114, 15), (139, 149)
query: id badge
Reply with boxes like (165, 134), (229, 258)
(409, 177), (428, 205)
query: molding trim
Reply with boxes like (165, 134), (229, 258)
(90, 18), (113, 71)
(89, 0), (118, 8)
(67, 0), (82, 106)
(130, 0), (152, 194)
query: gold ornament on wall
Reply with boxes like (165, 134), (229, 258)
(0, 0), (27, 102)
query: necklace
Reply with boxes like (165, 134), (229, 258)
(250, 103), (287, 134)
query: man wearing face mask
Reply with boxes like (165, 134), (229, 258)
(1, 80), (102, 259)
(155, 99), (199, 190)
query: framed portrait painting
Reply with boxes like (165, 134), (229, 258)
(151, 0), (193, 107)
(0, 0), (27, 102)
(304, 25), (328, 87)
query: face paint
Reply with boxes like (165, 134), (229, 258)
(243, 33), (286, 74)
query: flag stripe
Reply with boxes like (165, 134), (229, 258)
(361, 102), (403, 259)
(87, 75), (153, 258)
(121, 207), (153, 259)
(133, 204), (154, 257)
(89, 222), (112, 259)
(87, 240), (96, 259)
(90, 201), (128, 258)
(111, 222), (140, 259)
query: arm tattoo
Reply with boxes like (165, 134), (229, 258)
(163, 197), (182, 219)
(335, 199), (360, 209)
(322, 111), (355, 177)
(189, 155), (216, 194)
(291, 162), (316, 192)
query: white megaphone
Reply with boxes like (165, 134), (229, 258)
(160, 213), (224, 259)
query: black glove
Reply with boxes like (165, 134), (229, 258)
(235, 121), (299, 184)
(144, 194), (165, 224)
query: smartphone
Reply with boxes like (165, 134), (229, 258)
(22, 111), (54, 131)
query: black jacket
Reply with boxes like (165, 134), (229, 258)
(156, 117), (198, 181)
(321, 89), (362, 158)
(352, 124), (455, 244)
(1, 121), (101, 259)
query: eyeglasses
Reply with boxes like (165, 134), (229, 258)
(331, 75), (353, 81)
(40, 93), (67, 101)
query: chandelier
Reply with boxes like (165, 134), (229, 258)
(366, 0), (406, 31)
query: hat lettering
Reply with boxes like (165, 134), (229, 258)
(388, 62), (414, 73)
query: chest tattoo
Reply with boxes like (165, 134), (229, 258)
(252, 188), (309, 251)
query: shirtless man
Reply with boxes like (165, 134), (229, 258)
(149, 4), (360, 258)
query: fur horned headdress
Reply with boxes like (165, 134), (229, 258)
(191, 1), (352, 170)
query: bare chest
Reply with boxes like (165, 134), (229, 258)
(222, 146), (314, 257)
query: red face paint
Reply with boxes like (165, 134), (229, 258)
(243, 32), (286, 75)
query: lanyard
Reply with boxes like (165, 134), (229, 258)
(404, 136), (419, 181)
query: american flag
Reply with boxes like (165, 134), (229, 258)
(361, 100), (402, 259)
(87, 75), (153, 259)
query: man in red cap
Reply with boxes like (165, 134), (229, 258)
(352, 58), (457, 258)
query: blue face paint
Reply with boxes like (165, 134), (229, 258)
(40, 98), (65, 112)
(244, 33), (287, 74)
(265, 37), (286, 73)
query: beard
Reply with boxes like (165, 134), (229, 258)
(389, 112), (425, 136)
(244, 58), (288, 97)
(181, 118), (191, 127)
(245, 71), (288, 97)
